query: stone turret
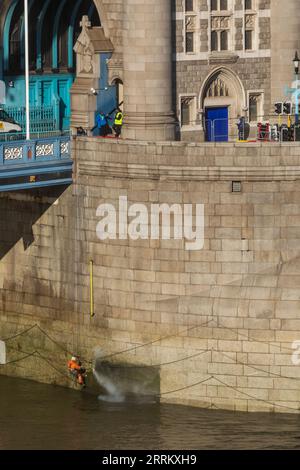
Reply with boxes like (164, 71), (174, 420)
(122, 0), (175, 141)
(70, 16), (113, 134)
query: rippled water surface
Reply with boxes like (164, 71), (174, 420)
(1, 376), (300, 450)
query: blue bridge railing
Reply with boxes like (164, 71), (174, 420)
(0, 132), (73, 192)
(3, 105), (59, 133)
(0, 130), (70, 143)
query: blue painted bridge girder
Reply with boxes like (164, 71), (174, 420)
(0, 135), (73, 192)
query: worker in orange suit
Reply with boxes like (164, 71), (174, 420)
(68, 356), (86, 387)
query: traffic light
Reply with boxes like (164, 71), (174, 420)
(274, 102), (283, 115)
(283, 102), (292, 115)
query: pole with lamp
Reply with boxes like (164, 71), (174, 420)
(24, 0), (30, 140)
(293, 51), (299, 126)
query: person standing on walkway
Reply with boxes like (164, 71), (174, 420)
(237, 115), (245, 141)
(113, 109), (123, 138)
(92, 111), (110, 137)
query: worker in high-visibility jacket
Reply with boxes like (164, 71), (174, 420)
(113, 109), (123, 138)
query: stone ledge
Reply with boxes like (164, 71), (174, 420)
(78, 161), (300, 181)
(73, 136), (300, 151)
(75, 135), (300, 145)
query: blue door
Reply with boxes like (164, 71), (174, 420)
(205, 107), (229, 142)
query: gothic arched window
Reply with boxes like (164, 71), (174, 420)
(211, 31), (218, 51)
(220, 30), (228, 50)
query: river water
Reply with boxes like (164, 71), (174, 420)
(1, 375), (300, 450)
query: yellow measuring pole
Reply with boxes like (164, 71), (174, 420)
(90, 260), (95, 318)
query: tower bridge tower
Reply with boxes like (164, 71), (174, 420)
(0, 0), (176, 141)
(122, 0), (175, 141)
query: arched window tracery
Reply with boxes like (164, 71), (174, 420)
(206, 77), (229, 98)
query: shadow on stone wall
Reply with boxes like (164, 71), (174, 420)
(0, 186), (69, 260)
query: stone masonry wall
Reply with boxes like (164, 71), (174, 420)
(1, 138), (300, 413)
(175, 57), (272, 116)
(173, 0), (272, 141)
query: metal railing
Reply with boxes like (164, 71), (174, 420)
(0, 133), (71, 167)
(3, 104), (59, 133)
(205, 118), (229, 142)
(203, 114), (300, 143)
(254, 114), (300, 143)
(0, 130), (70, 143)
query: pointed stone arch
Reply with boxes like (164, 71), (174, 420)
(199, 67), (247, 124)
(91, 0), (110, 40)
